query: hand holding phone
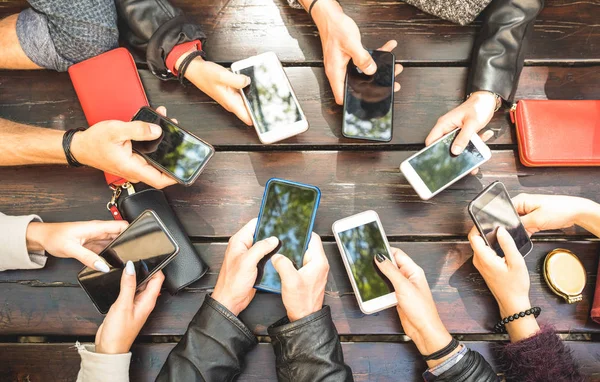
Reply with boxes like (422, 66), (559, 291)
(131, 107), (215, 186)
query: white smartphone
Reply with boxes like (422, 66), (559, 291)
(332, 210), (397, 314)
(400, 128), (492, 200)
(231, 52), (309, 144)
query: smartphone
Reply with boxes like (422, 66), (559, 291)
(131, 106), (215, 186)
(332, 211), (397, 314)
(231, 52), (309, 144)
(77, 210), (179, 314)
(469, 181), (533, 257)
(342, 50), (395, 142)
(253, 178), (321, 293)
(400, 128), (492, 200)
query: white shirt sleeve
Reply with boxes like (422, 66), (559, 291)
(0, 212), (47, 271)
(76, 342), (132, 382)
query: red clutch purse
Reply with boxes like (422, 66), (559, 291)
(511, 100), (600, 167)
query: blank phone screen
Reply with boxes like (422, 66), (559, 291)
(471, 183), (530, 257)
(338, 221), (393, 302)
(343, 50), (394, 141)
(409, 130), (485, 193)
(239, 56), (302, 135)
(132, 108), (213, 184)
(254, 180), (319, 292)
(78, 211), (178, 313)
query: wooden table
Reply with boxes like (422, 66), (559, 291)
(1, 0), (599, 380)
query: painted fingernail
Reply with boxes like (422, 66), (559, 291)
(125, 260), (135, 276)
(267, 236), (279, 246)
(94, 260), (110, 273)
(451, 145), (463, 155)
(149, 124), (162, 136)
(375, 253), (386, 263)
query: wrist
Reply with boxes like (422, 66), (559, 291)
(574, 198), (600, 227)
(26, 222), (47, 252)
(288, 304), (322, 322)
(181, 55), (208, 90)
(211, 291), (242, 316)
(469, 91), (498, 110)
(408, 321), (452, 357)
(498, 297), (532, 318)
(69, 130), (88, 166)
(310, 0), (342, 26)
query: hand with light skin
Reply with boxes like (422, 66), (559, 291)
(211, 219), (280, 316)
(299, 0), (402, 105)
(70, 106), (178, 189)
(177, 53), (253, 126)
(374, 249), (459, 368)
(26, 220), (128, 272)
(271, 233), (329, 322)
(468, 227), (540, 342)
(95, 261), (164, 354)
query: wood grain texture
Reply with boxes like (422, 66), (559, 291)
(2, 341), (600, 382)
(1, 66), (599, 148)
(0, 241), (598, 336)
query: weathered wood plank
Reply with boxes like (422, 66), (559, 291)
(0, 151), (599, 238)
(0, 241), (597, 336)
(1, 66), (599, 147)
(1, 341), (599, 382)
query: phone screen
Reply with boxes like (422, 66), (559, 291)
(132, 108), (214, 184)
(78, 211), (178, 313)
(338, 221), (394, 302)
(409, 129), (486, 193)
(471, 183), (531, 257)
(238, 56), (302, 135)
(343, 50), (394, 141)
(254, 180), (320, 292)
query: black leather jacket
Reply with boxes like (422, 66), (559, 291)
(466, 0), (544, 102)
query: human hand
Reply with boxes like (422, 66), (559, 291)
(182, 56), (253, 126)
(271, 233), (329, 322)
(426, 91), (496, 162)
(512, 193), (599, 236)
(71, 106), (178, 189)
(310, 0), (402, 105)
(374, 249), (454, 363)
(212, 219), (280, 316)
(95, 261), (164, 354)
(26, 220), (128, 272)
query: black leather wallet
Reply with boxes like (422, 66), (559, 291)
(119, 188), (208, 294)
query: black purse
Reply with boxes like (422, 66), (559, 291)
(117, 187), (208, 294)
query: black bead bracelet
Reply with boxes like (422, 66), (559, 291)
(494, 307), (541, 333)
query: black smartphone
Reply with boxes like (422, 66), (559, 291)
(253, 178), (321, 293)
(77, 210), (179, 314)
(468, 181), (533, 257)
(131, 107), (215, 186)
(342, 50), (395, 142)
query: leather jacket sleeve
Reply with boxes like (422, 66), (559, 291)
(267, 306), (353, 382)
(114, 0), (206, 79)
(427, 347), (499, 382)
(466, 0), (544, 102)
(155, 296), (257, 382)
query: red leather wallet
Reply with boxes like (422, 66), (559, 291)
(512, 100), (600, 167)
(68, 47), (149, 187)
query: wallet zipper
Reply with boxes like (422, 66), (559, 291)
(509, 103), (518, 125)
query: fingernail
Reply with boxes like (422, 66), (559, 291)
(125, 260), (135, 276)
(365, 63), (376, 74)
(375, 253), (386, 263)
(244, 76), (251, 86)
(451, 145), (463, 155)
(149, 124), (162, 136)
(267, 236), (279, 246)
(94, 260), (110, 273)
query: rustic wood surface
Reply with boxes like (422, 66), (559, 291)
(1, 0), (599, 380)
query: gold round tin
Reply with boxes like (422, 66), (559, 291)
(543, 249), (586, 304)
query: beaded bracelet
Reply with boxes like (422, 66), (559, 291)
(62, 128), (85, 167)
(494, 307), (541, 333)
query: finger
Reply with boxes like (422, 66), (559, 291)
(156, 106), (167, 117)
(302, 233), (327, 267)
(511, 193), (534, 216)
(66, 243), (110, 272)
(348, 44), (377, 75)
(425, 115), (457, 147)
(377, 39), (397, 52)
(116, 121), (162, 142)
(389, 248), (423, 280)
(247, 236), (280, 265)
(468, 228), (498, 267)
(219, 70), (251, 90)
(271, 254), (298, 281)
(373, 253), (408, 291)
(114, 261), (137, 309)
(171, 118), (178, 124)
(326, 59), (348, 105)
(496, 227), (525, 269)
(394, 82), (401, 92)
(394, 64), (403, 77)
(480, 129), (494, 143)
(127, 154), (178, 189)
(82, 220), (129, 239)
(229, 218), (259, 250)
(134, 271), (164, 317)
(228, 94), (254, 126)
(451, 118), (482, 156)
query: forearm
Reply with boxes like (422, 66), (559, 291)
(0, 118), (66, 166)
(574, 198), (600, 237)
(0, 14), (41, 70)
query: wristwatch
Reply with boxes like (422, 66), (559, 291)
(467, 91), (502, 112)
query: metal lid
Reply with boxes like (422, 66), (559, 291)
(543, 249), (586, 304)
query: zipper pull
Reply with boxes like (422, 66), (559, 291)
(509, 103), (517, 124)
(122, 182), (136, 196)
(106, 186), (124, 220)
